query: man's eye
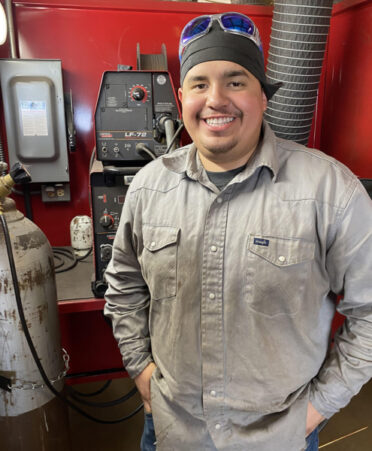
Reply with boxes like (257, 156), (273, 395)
(230, 81), (244, 87)
(194, 83), (207, 90)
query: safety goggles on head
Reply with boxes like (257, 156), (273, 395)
(179, 12), (263, 62)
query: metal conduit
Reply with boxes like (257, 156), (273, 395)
(4, 0), (17, 58)
(264, 0), (333, 145)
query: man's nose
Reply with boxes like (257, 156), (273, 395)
(206, 84), (229, 109)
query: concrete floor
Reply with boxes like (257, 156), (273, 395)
(56, 250), (372, 450)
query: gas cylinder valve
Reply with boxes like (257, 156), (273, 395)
(0, 162), (31, 200)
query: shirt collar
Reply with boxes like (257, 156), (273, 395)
(161, 120), (279, 183)
(241, 120), (279, 183)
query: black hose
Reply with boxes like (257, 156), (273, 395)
(70, 379), (112, 397)
(68, 386), (138, 408)
(135, 143), (157, 161)
(53, 253), (66, 270)
(65, 367), (125, 380)
(0, 213), (143, 424)
(23, 185), (33, 220)
(165, 121), (184, 154)
(53, 247), (78, 273)
(77, 247), (92, 262)
(53, 246), (92, 273)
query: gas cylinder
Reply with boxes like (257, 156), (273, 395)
(0, 194), (71, 449)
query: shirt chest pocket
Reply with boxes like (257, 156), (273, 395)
(142, 225), (179, 301)
(247, 235), (315, 317)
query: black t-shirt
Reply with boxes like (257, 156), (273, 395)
(206, 164), (246, 191)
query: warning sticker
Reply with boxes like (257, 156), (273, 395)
(20, 101), (48, 136)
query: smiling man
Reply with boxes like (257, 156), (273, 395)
(104, 13), (372, 451)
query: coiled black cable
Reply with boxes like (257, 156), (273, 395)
(68, 386), (138, 408)
(70, 379), (112, 397)
(53, 252), (66, 270)
(0, 213), (143, 424)
(53, 246), (92, 273)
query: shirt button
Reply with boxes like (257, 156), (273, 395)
(216, 198), (222, 204)
(278, 255), (286, 263)
(150, 241), (156, 248)
(210, 245), (217, 252)
(209, 293), (215, 300)
(215, 423), (221, 430)
(210, 390), (217, 397)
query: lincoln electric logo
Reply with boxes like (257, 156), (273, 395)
(253, 238), (270, 247)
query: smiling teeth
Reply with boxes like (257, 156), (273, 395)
(205, 117), (234, 126)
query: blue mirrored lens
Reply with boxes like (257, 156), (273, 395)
(181, 17), (211, 44)
(221, 13), (254, 35)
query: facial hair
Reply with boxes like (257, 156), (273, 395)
(198, 110), (243, 155)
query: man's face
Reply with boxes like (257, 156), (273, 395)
(178, 60), (267, 170)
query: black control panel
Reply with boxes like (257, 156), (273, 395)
(95, 71), (180, 164)
(90, 159), (140, 297)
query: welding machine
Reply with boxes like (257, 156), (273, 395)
(95, 70), (180, 165)
(90, 66), (181, 297)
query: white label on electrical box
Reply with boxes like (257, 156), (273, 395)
(20, 101), (48, 136)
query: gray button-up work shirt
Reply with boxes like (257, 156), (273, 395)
(104, 122), (372, 451)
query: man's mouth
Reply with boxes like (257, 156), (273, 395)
(204, 117), (235, 127)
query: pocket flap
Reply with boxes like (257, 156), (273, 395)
(248, 235), (315, 266)
(143, 225), (179, 252)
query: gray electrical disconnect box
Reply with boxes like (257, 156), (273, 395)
(0, 59), (69, 184)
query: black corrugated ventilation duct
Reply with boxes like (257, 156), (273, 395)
(264, 0), (333, 145)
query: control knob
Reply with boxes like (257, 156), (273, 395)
(99, 214), (114, 228)
(131, 87), (146, 101)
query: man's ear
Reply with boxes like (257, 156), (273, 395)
(262, 89), (268, 112)
(178, 87), (183, 103)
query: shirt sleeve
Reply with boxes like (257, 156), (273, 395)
(104, 186), (153, 379)
(310, 180), (372, 418)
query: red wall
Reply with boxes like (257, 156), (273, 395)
(1, 0), (371, 245)
(319, 0), (372, 178)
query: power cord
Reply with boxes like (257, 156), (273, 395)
(135, 143), (157, 161)
(165, 121), (184, 154)
(0, 212), (143, 424)
(53, 246), (92, 273)
(69, 379), (112, 397)
(67, 385), (138, 408)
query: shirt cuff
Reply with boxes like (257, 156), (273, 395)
(309, 381), (339, 419)
(124, 354), (154, 379)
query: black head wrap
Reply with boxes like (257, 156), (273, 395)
(180, 20), (281, 100)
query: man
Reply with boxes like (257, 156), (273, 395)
(104, 12), (372, 451)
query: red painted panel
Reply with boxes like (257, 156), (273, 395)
(58, 303), (124, 375)
(320, 0), (372, 177)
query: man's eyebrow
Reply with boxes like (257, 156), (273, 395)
(223, 70), (249, 78)
(186, 70), (249, 84)
(186, 75), (208, 84)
